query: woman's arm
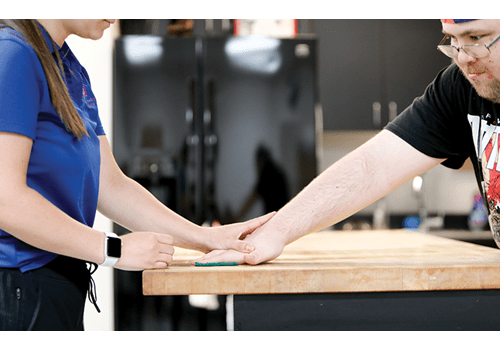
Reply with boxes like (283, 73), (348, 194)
(0, 132), (173, 270)
(0, 132), (106, 264)
(96, 136), (274, 253)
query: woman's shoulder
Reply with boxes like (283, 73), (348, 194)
(0, 28), (43, 78)
(0, 27), (37, 61)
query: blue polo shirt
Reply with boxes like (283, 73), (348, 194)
(0, 24), (105, 272)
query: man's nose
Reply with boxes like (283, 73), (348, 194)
(455, 49), (478, 65)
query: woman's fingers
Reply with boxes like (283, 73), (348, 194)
(116, 232), (176, 270)
(237, 212), (275, 238)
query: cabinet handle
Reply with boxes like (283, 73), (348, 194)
(372, 102), (381, 128)
(204, 78), (217, 147)
(389, 101), (397, 122)
(186, 76), (196, 132)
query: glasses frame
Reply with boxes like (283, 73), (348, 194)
(437, 32), (500, 59)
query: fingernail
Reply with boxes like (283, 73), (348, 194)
(246, 245), (255, 252)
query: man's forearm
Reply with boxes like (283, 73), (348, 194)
(263, 130), (444, 246)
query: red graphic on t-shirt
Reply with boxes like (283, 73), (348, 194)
(484, 138), (500, 211)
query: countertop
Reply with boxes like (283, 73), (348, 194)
(142, 229), (500, 296)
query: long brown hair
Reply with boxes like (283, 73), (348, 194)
(0, 19), (88, 139)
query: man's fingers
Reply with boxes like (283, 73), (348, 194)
(243, 251), (261, 265)
(191, 250), (224, 264)
(192, 250), (244, 265)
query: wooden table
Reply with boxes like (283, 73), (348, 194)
(143, 230), (500, 330)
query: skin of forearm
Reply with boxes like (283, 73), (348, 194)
(265, 145), (386, 246)
(97, 173), (205, 250)
(262, 130), (443, 246)
(97, 136), (207, 251)
(0, 185), (105, 264)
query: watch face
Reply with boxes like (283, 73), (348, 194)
(107, 237), (122, 258)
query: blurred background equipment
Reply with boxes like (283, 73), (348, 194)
(112, 19), (319, 330)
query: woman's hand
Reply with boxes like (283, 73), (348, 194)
(200, 212), (275, 254)
(114, 231), (174, 271)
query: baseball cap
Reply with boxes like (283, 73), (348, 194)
(441, 19), (477, 24)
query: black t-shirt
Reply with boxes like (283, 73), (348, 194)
(385, 63), (500, 246)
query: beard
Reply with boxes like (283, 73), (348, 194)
(470, 77), (500, 104)
(460, 64), (500, 104)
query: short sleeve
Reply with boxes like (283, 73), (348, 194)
(0, 39), (41, 139)
(385, 64), (473, 169)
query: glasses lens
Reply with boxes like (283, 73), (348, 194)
(437, 45), (458, 58)
(463, 45), (489, 58)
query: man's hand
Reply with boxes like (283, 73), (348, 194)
(192, 223), (285, 265)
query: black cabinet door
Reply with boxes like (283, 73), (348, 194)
(384, 19), (451, 124)
(315, 19), (383, 130)
(315, 19), (451, 130)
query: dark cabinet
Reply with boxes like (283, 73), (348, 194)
(314, 19), (451, 130)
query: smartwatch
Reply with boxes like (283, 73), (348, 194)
(100, 232), (122, 267)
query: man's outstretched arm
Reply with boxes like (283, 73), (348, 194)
(194, 130), (445, 265)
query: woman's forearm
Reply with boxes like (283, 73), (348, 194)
(97, 136), (206, 250)
(97, 173), (205, 250)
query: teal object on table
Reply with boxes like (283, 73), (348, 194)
(194, 262), (239, 266)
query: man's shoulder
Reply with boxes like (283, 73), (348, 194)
(428, 63), (473, 105)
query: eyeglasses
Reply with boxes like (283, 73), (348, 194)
(437, 33), (500, 59)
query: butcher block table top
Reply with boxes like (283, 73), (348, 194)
(142, 229), (500, 296)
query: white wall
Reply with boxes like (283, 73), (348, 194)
(66, 24), (117, 331)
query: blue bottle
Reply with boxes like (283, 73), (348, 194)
(468, 193), (488, 231)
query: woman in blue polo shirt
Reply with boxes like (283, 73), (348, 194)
(0, 19), (272, 330)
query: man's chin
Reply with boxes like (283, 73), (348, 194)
(459, 67), (500, 104)
(469, 81), (500, 104)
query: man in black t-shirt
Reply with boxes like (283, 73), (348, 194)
(386, 19), (500, 250)
(194, 19), (500, 266)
